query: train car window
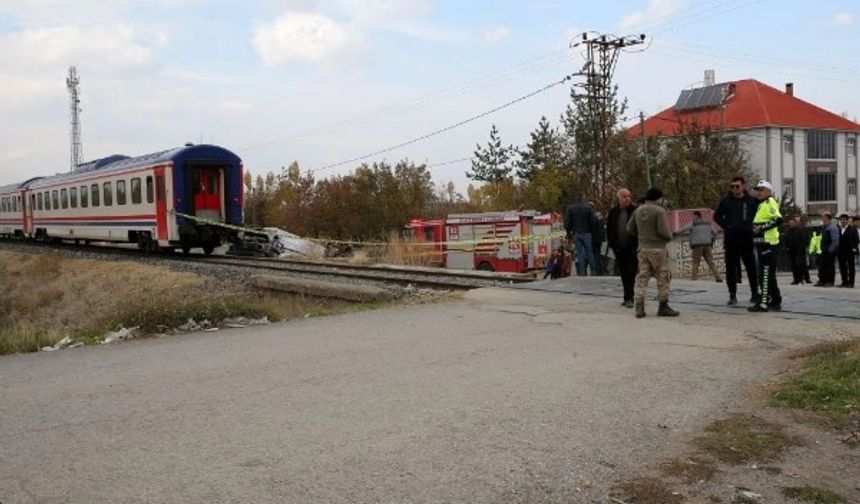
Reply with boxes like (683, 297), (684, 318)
(103, 182), (113, 206)
(1, 197), (5, 212)
(146, 176), (154, 203)
(116, 180), (127, 205)
(44, 192), (50, 210)
(91, 184), (100, 207)
(70, 187), (77, 208)
(13, 197), (18, 212)
(52, 190), (59, 210)
(131, 178), (142, 204)
(208, 173), (217, 195)
(30, 194), (35, 211)
(80, 186), (88, 208)
(37, 193), (43, 211)
(61, 189), (68, 209)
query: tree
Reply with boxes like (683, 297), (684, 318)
(626, 121), (756, 209)
(468, 124), (515, 183)
(517, 116), (563, 181)
(561, 77), (630, 211)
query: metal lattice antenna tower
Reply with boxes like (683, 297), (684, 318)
(66, 66), (83, 172)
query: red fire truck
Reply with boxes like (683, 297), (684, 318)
(405, 210), (565, 273)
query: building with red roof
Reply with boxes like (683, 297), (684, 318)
(637, 75), (860, 216)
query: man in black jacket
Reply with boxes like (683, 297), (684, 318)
(838, 213), (859, 287)
(606, 188), (637, 307)
(713, 176), (759, 306)
(786, 216), (811, 285)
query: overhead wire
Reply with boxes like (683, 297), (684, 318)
(241, 48), (573, 152)
(309, 74), (575, 174)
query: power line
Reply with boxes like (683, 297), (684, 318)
(309, 74), (575, 174)
(242, 49), (572, 152)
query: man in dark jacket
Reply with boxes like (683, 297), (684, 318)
(565, 197), (598, 276)
(606, 188), (637, 307)
(815, 212), (840, 287)
(838, 213), (859, 287)
(713, 176), (759, 306)
(786, 216), (811, 285)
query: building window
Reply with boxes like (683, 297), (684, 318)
(783, 135), (794, 154)
(808, 172), (836, 201)
(783, 179), (794, 200)
(807, 130), (836, 159)
(849, 137), (857, 157)
(849, 178), (858, 197)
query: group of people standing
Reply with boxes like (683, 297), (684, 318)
(566, 176), (791, 317)
(787, 211), (859, 288)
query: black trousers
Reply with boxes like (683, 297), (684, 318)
(838, 251), (856, 286)
(789, 253), (811, 283)
(615, 245), (638, 302)
(756, 243), (782, 306)
(725, 237), (758, 296)
(819, 251), (837, 284)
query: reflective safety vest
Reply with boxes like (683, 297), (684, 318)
(809, 232), (822, 255)
(753, 196), (781, 245)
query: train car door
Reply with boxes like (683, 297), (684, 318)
(23, 191), (33, 236)
(193, 167), (222, 222)
(154, 168), (168, 241)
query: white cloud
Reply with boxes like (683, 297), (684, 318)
(333, 0), (433, 23)
(0, 25), (156, 74)
(833, 11), (854, 27)
(483, 26), (511, 44)
(217, 99), (253, 115)
(0, 73), (63, 109)
(619, 0), (687, 33)
(252, 12), (354, 66)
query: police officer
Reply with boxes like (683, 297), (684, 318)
(749, 181), (783, 312)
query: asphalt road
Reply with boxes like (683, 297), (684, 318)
(1, 278), (854, 504)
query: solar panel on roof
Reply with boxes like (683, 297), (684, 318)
(675, 89), (693, 109)
(674, 83), (728, 111)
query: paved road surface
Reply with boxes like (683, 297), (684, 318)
(1, 277), (855, 503)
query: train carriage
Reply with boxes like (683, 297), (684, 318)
(20, 144), (243, 254)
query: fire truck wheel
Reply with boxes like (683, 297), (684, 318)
(477, 262), (495, 272)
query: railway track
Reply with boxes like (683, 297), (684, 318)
(0, 239), (536, 291)
(191, 255), (535, 290)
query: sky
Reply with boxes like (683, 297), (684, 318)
(1, 0), (859, 191)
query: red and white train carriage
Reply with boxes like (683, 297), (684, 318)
(0, 144), (244, 254)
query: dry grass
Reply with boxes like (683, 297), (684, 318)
(694, 414), (801, 465)
(0, 251), (287, 354)
(782, 486), (846, 504)
(379, 231), (442, 267)
(611, 477), (684, 504)
(660, 455), (718, 484)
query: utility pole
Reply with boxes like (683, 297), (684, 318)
(66, 66), (83, 172)
(571, 33), (646, 208)
(640, 111), (651, 187)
